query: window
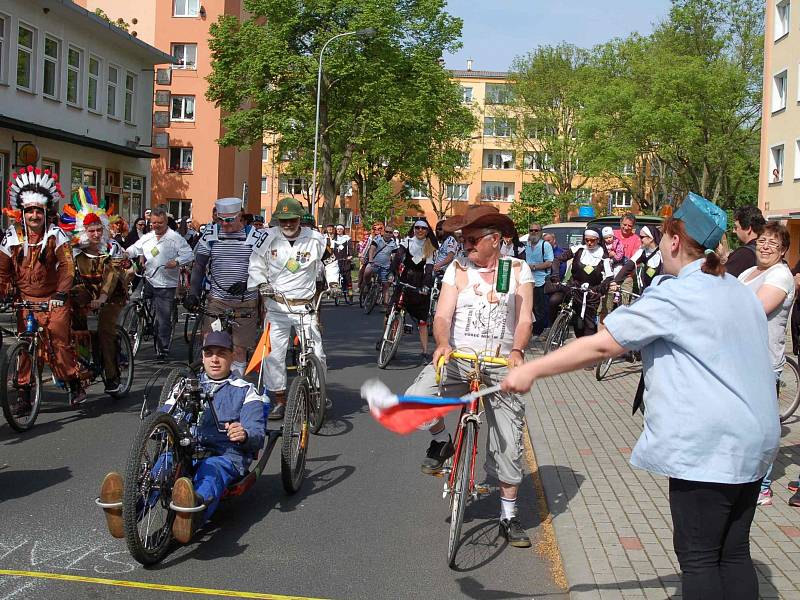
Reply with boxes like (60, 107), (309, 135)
(773, 69), (788, 113)
(279, 176), (306, 194)
(460, 86), (472, 103)
(485, 83), (512, 105)
(261, 144), (269, 161)
(770, 144), (785, 183)
(523, 152), (550, 171)
(67, 46), (81, 105)
(0, 16), (6, 83)
(405, 184), (429, 199)
(123, 174), (144, 221)
(169, 147), (193, 172)
(619, 163), (634, 176)
(171, 95), (195, 121)
(610, 190), (632, 208)
(260, 176), (268, 193)
(171, 43), (197, 69)
(574, 188), (592, 205)
(17, 24), (34, 90)
(483, 117), (514, 137)
(124, 72), (135, 122)
(87, 56), (100, 111)
(795, 140), (800, 180)
(168, 200), (192, 219)
(481, 182), (514, 202)
(457, 152), (470, 168)
(173, 0), (200, 17)
(483, 149), (515, 170)
(776, 1), (790, 41)
(42, 36), (59, 98)
(70, 166), (99, 191)
(446, 184), (469, 201)
(107, 65), (118, 116)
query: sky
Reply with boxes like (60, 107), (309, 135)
(443, 0), (673, 72)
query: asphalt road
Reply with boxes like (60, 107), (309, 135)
(0, 303), (566, 600)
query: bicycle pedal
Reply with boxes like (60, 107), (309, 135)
(474, 483), (492, 496)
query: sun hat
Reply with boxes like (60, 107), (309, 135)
(441, 205), (515, 237)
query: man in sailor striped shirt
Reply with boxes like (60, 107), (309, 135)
(186, 198), (264, 376)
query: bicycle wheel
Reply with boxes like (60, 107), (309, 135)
(306, 354), (327, 434)
(543, 311), (570, 355)
(595, 356), (614, 382)
(108, 327), (135, 398)
(0, 340), (43, 432)
(377, 308), (403, 369)
(281, 376), (309, 493)
(120, 304), (144, 357)
(123, 412), (186, 565)
(364, 284), (379, 315)
(183, 313), (194, 344)
(187, 314), (203, 365)
(779, 356), (800, 423)
(448, 421), (476, 568)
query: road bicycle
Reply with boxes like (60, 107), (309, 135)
(0, 301), (134, 432)
(186, 305), (255, 365)
(333, 261), (354, 305)
(434, 350), (508, 568)
(426, 273), (444, 325)
(119, 268), (178, 357)
(779, 355), (800, 423)
(595, 288), (640, 381)
(261, 290), (328, 434)
(360, 272), (382, 314)
(377, 280), (427, 369)
(95, 366), (306, 566)
(544, 282), (602, 355)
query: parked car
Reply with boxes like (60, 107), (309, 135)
(538, 221), (591, 249)
(587, 215), (663, 235)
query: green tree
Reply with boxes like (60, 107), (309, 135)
(507, 44), (593, 197)
(206, 0), (464, 225)
(507, 183), (570, 232)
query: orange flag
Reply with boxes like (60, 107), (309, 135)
(246, 323), (271, 374)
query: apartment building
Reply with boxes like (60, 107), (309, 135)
(79, 0), (262, 223)
(760, 0), (800, 263)
(0, 0), (170, 223)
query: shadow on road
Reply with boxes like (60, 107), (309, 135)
(535, 465), (585, 518)
(0, 466), (72, 502)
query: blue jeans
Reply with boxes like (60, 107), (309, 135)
(143, 282), (176, 353)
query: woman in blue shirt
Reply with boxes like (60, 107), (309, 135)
(502, 193), (779, 600)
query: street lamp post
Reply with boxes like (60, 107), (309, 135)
(310, 27), (376, 221)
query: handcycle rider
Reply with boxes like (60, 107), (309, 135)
(405, 205), (534, 547)
(98, 330), (266, 543)
(62, 200), (130, 394)
(247, 197), (339, 420)
(0, 167), (84, 407)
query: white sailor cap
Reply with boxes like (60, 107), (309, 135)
(215, 197), (242, 215)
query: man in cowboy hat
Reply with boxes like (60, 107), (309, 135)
(405, 205), (535, 548)
(248, 198), (339, 420)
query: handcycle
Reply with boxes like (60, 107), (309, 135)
(544, 282), (602, 355)
(95, 364), (308, 566)
(119, 267), (179, 357)
(433, 349), (508, 568)
(261, 290), (328, 434)
(186, 304), (255, 365)
(0, 300), (134, 432)
(377, 279), (428, 369)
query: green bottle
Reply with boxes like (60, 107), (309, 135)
(496, 257), (511, 293)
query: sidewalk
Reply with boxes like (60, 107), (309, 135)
(524, 347), (800, 599)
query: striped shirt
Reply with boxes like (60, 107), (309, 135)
(195, 226), (259, 301)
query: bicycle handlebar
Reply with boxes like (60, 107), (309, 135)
(2, 301), (50, 312)
(435, 350), (509, 384)
(265, 288), (327, 315)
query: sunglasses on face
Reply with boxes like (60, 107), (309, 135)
(529, 228), (541, 233)
(220, 216), (237, 223)
(414, 226), (428, 231)
(463, 232), (494, 245)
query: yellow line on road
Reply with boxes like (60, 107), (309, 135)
(523, 424), (568, 590)
(0, 569), (329, 599)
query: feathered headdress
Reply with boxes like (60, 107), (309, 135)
(4, 165), (63, 221)
(60, 186), (119, 247)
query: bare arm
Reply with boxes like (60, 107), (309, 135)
(431, 281), (458, 365)
(502, 329), (627, 393)
(756, 284), (788, 315)
(509, 281), (533, 367)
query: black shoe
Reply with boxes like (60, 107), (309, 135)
(375, 339), (382, 351)
(11, 390), (32, 417)
(104, 379), (121, 394)
(499, 517), (532, 548)
(789, 490), (800, 507)
(268, 403), (285, 421)
(421, 436), (455, 474)
(156, 352), (168, 362)
(420, 352), (431, 364)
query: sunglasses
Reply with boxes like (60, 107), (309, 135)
(414, 226), (428, 230)
(529, 228), (541, 233)
(463, 232), (494, 245)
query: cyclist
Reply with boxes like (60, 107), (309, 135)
(387, 219), (438, 360)
(247, 198), (339, 420)
(609, 225), (663, 293)
(185, 198), (261, 376)
(547, 228), (612, 339)
(0, 167), (84, 407)
(406, 205), (534, 547)
(63, 202), (129, 395)
(98, 330), (266, 543)
(125, 207), (194, 360)
(331, 224), (353, 299)
(357, 223), (381, 296)
(364, 225), (399, 306)
(433, 220), (458, 275)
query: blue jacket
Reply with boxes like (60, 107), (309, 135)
(163, 372), (267, 476)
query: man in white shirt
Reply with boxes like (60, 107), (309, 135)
(126, 207), (194, 360)
(248, 198), (339, 419)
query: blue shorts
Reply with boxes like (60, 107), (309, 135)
(374, 265), (391, 283)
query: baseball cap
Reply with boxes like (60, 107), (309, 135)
(202, 331), (234, 351)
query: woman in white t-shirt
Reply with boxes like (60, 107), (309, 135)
(738, 222), (794, 507)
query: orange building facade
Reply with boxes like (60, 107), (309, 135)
(79, 0), (262, 223)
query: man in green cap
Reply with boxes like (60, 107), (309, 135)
(247, 198), (339, 419)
